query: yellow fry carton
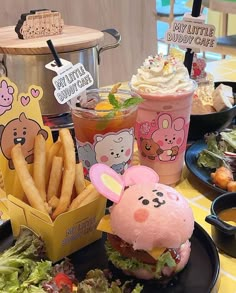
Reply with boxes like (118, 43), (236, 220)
(8, 190), (106, 262)
(0, 77), (106, 262)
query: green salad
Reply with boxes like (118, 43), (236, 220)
(0, 228), (143, 293)
(197, 129), (236, 171)
(77, 269), (143, 293)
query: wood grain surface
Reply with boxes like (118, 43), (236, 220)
(0, 25), (104, 55)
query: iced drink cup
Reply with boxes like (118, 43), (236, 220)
(68, 88), (139, 180)
(131, 54), (197, 186)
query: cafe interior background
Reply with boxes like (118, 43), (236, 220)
(0, 0), (235, 86)
(0, 0), (236, 292)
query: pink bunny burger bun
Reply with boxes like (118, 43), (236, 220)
(90, 164), (194, 281)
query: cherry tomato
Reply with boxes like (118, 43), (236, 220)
(53, 272), (73, 291)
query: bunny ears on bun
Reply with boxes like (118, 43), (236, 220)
(89, 164), (159, 203)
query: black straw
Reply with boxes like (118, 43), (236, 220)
(184, 0), (202, 75)
(47, 39), (62, 67)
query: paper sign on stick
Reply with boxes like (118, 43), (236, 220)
(165, 13), (217, 52)
(46, 59), (94, 105)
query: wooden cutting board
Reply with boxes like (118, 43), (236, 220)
(0, 25), (104, 55)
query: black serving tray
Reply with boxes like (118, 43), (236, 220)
(0, 221), (220, 293)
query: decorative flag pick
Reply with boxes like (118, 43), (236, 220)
(184, 0), (202, 75)
(164, 0), (216, 76)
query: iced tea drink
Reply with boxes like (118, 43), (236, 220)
(69, 88), (139, 179)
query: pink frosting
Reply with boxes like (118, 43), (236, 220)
(110, 182), (194, 250)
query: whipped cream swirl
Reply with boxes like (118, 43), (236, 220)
(131, 54), (194, 94)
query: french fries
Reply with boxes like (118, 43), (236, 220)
(48, 195), (59, 209)
(10, 128), (101, 220)
(68, 184), (100, 211)
(45, 140), (62, 186)
(52, 129), (76, 219)
(0, 187), (6, 198)
(33, 134), (47, 201)
(47, 156), (63, 200)
(11, 144), (48, 214)
(74, 163), (86, 194)
(0, 168), (5, 190)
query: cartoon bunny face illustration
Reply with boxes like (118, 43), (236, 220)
(89, 163), (194, 250)
(110, 182), (191, 250)
(152, 114), (185, 162)
(0, 80), (14, 116)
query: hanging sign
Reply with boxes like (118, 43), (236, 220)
(165, 13), (217, 51)
(46, 59), (94, 104)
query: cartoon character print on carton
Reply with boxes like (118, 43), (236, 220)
(0, 80), (14, 116)
(0, 112), (48, 169)
(77, 143), (97, 178)
(140, 137), (163, 160)
(152, 113), (185, 162)
(94, 129), (134, 174)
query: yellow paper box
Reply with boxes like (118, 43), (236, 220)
(0, 77), (106, 262)
(8, 190), (106, 262)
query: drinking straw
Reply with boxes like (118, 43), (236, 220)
(184, 0), (202, 75)
(46, 39), (62, 67)
(46, 39), (88, 106)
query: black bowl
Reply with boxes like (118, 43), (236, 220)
(205, 192), (236, 258)
(188, 81), (236, 141)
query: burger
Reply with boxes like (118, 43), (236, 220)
(90, 164), (194, 281)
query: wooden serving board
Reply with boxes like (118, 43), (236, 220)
(0, 25), (104, 55)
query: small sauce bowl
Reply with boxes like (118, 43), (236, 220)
(205, 192), (236, 258)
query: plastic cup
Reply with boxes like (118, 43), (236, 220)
(132, 81), (197, 186)
(68, 88), (138, 180)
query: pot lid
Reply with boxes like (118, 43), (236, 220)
(0, 25), (104, 55)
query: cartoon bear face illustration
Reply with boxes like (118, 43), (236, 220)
(0, 112), (48, 169)
(94, 129), (134, 174)
(140, 137), (163, 160)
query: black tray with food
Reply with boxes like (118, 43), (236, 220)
(185, 140), (225, 194)
(189, 81), (236, 141)
(0, 220), (220, 293)
(186, 129), (236, 194)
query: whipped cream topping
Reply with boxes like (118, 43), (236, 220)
(131, 54), (194, 94)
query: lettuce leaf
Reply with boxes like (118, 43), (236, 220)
(78, 268), (143, 292)
(21, 260), (52, 289)
(105, 241), (176, 280)
(220, 130), (236, 149)
(196, 129), (236, 170)
(0, 229), (53, 292)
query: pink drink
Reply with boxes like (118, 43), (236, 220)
(134, 87), (195, 185)
(131, 54), (196, 185)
